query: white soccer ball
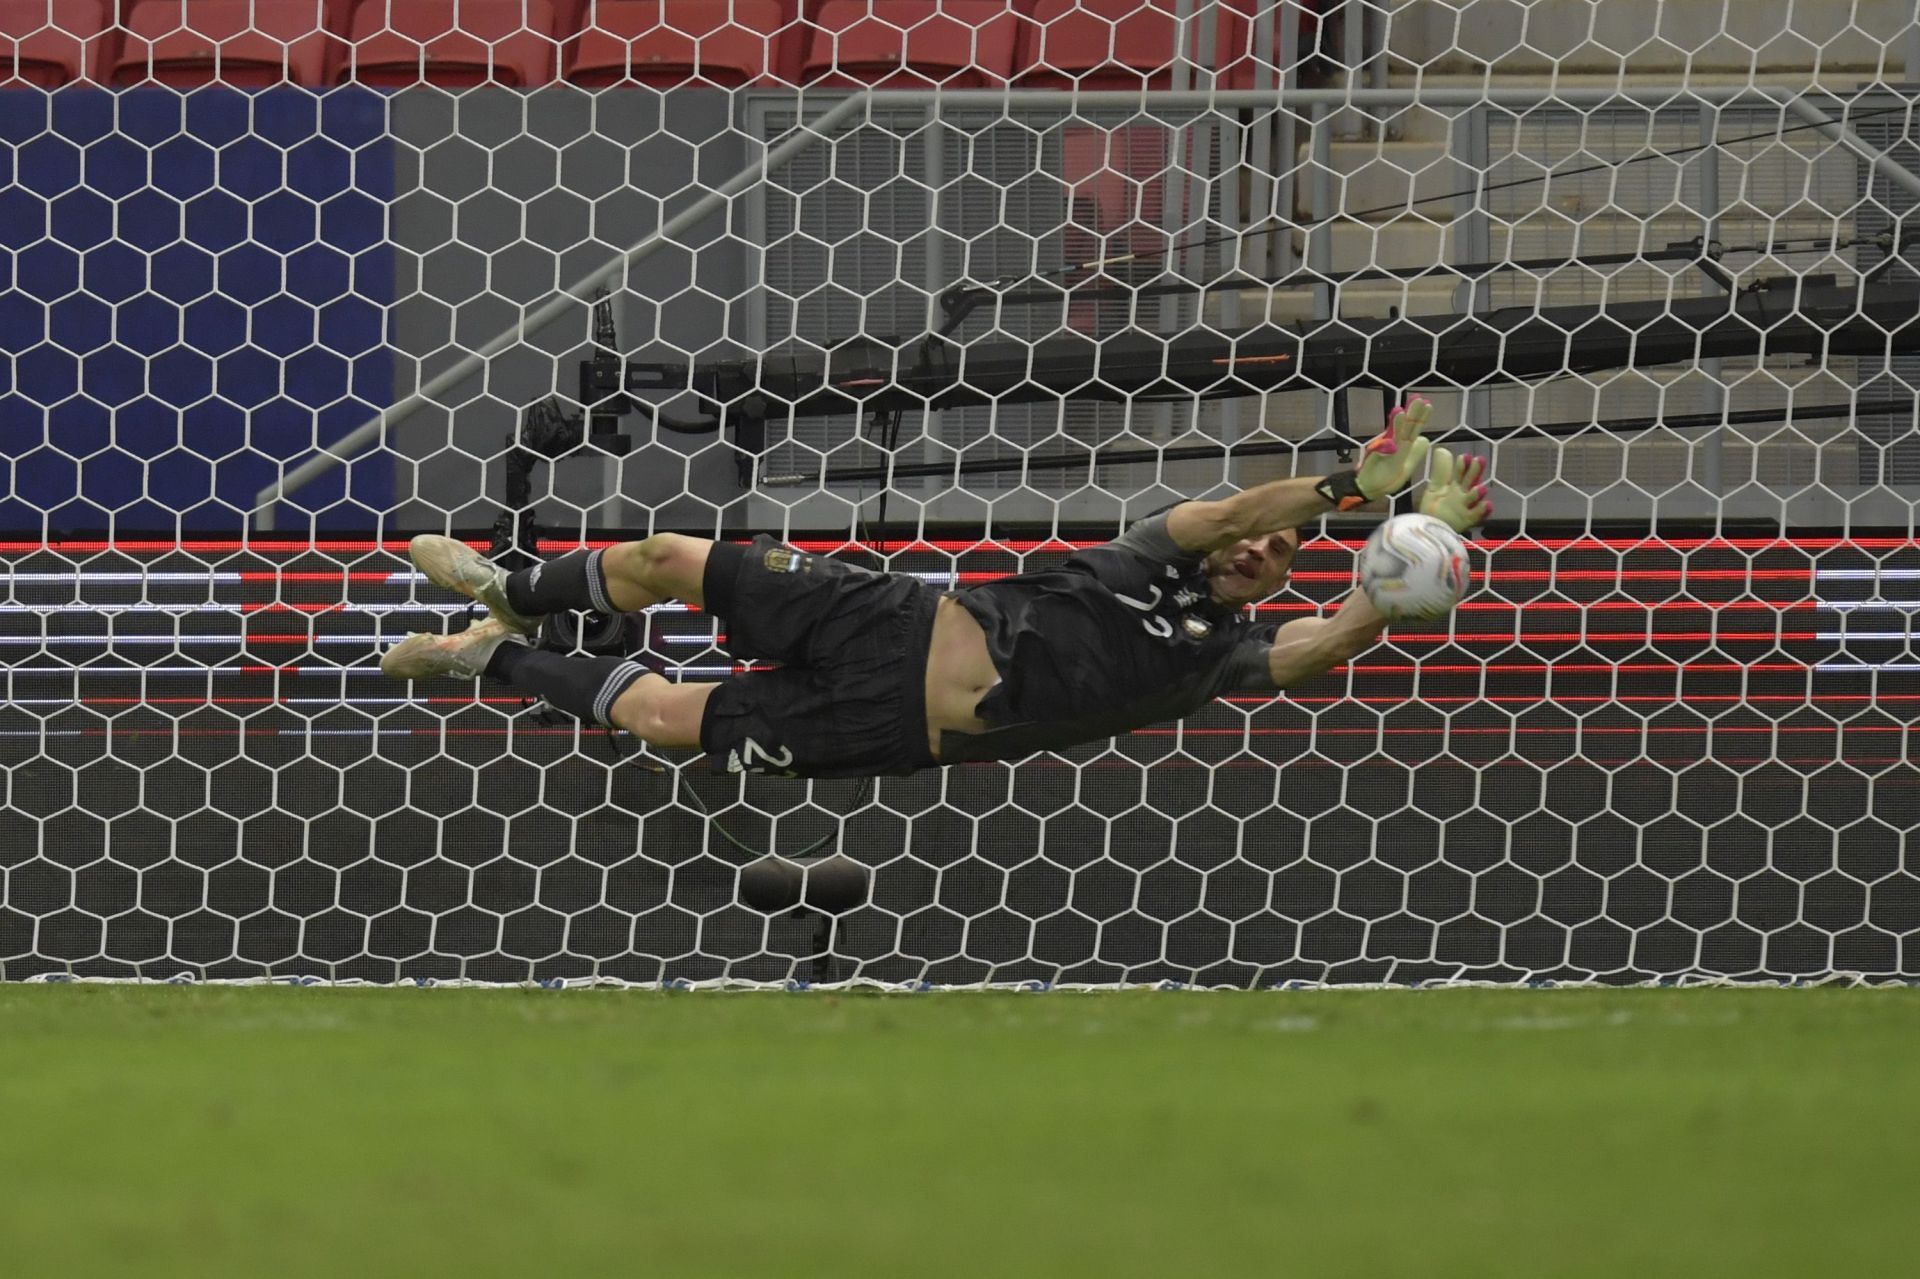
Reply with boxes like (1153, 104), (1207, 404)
(1357, 514), (1472, 622)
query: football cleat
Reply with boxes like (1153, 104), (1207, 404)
(381, 616), (527, 682)
(408, 534), (538, 634)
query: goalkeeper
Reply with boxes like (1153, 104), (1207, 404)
(383, 398), (1491, 777)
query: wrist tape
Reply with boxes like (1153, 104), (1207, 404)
(1315, 470), (1370, 512)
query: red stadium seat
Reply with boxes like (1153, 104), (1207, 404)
(341, 0), (559, 88)
(802, 0), (1024, 88)
(0, 0), (111, 86)
(112, 0), (344, 88)
(566, 0), (788, 87)
(1017, 0), (1248, 90)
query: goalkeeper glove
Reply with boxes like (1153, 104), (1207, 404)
(1420, 447), (1494, 533)
(1315, 397), (1434, 511)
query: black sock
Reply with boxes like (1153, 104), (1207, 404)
(503, 549), (618, 617)
(484, 646), (654, 727)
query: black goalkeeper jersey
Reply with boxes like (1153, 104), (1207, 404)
(940, 514), (1279, 763)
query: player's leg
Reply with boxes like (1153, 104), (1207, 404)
(598, 534), (710, 609)
(382, 619), (713, 747)
(605, 673), (715, 749)
(407, 532), (713, 628)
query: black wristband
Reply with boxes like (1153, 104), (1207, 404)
(1315, 470), (1369, 512)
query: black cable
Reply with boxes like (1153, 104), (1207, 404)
(792, 398), (1911, 489)
(852, 406), (905, 569)
(673, 763), (868, 861)
(602, 725), (871, 860)
(973, 231), (1886, 318)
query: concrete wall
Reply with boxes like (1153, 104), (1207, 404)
(383, 87), (755, 537)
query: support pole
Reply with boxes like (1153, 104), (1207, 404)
(1368, 0), (1392, 108)
(1181, 1), (1221, 292)
(1309, 99), (1333, 319)
(922, 97), (947, 481)
(1338, 0), (1367, 139)
(796, 86), (1891, 111)
(1215, 15), (1244, 446)
(1452, 102), (1492, 442)
(1696, 103), (1725, 494)
(1309, 101), (1339, 458)
(1252, 1), (1289, 281)
(251, 91), (872, 532)
(1784, 95), (1920, 204)
(1155, 0), (1198, 343)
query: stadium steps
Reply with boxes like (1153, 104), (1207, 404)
(1385, 0), (1911, 78)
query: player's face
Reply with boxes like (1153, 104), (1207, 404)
(1207, 529), (1297, 606)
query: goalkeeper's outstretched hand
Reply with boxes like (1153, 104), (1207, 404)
(1316, 397), (1434, 510)
(1420, 446), (1494, 532)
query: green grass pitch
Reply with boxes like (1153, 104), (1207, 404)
(0, 984), (1915, 1278)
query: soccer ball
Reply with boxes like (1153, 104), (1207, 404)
(1357, 514), (1472, 622)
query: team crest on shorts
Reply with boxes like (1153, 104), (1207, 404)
(764, 547), (802, 573)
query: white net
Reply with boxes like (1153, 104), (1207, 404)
(3, 1), (1919, 986)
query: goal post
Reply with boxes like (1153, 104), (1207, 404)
(3, 2), (1919, 987)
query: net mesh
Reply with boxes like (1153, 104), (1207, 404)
(3, 1), (1919, 986)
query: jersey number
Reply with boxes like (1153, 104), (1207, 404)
(1114, 585), (1174, 639)
(730, 737), (796, 774)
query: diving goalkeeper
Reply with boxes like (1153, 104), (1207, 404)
(383, 398), (1491, 777)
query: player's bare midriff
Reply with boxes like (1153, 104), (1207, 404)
(923, 595), (998, 758)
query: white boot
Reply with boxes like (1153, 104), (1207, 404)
(381, 616), (527, 681)
(408, 534), (539, 634)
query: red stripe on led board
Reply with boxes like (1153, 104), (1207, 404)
(115, 630), (1854, 646)
(1336, 661), (1815, 673)
(11, 567), (1827, 585)
(0, 659), (1828, 676)
(2, 600), (1848, 616)
(10, 726), (1904, 743)
(4, 734), (1898, 768)
(1233, 692), (1919, 706)
(50, 692), (1920, 709)
(7, 536), (1918, 556)
(1255, 601), (1830, 613)
(1134, 725), (1911, 737)
(67, 696), (534, 706)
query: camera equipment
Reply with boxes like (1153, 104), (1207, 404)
(493, 289), (639, 658)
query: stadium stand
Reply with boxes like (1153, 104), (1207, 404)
(802, 0), (1026, 88)
(339, 0), (560, 87)
(111, 0), (343, 88)
(0, 0), (110, 86)
(565, 0), (790, 88)
(1017, 0), (1251, 89)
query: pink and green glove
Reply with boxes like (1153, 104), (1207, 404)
(1420, 446), (1494, 532)
(1315, 397), (1435, 511)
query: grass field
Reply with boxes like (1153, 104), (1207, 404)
(0, 984), (1915, 1277)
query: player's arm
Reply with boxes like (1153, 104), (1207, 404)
(1262, 589), (1386, 689)
(1256, 449), (1492, 687)
(1163, 398), (1435, 554)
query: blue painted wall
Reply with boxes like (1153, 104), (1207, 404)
(0, 87), (392, 534)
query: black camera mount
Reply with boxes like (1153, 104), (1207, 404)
(492, 289), (638, 657)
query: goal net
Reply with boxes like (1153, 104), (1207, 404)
(3, 1), (1919, 987)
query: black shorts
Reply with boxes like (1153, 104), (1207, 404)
(698, 536), (939, 779)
